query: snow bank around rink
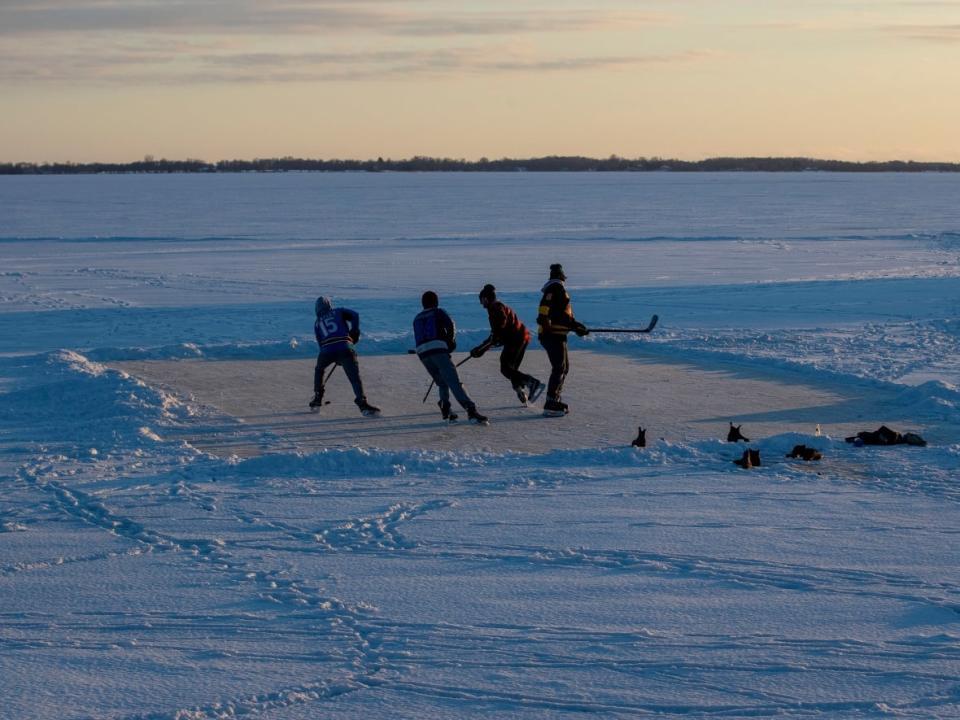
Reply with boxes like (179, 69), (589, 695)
(572, 280), (960, 434)
(0, 349), (202, 456)
(13, 345), (954, 492)
(617, 327), (960, 427)
(184, 431), (960, 506)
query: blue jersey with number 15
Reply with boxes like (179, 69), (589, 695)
(315, 308), (358, 350)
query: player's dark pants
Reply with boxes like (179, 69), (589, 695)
(499, 339), (536, 390)
(418, 352), (477, 412)
(314, 345), (364, 401)
(540, 334), (568, 401)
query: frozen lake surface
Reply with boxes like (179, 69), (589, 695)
(1, 173), (959, 717)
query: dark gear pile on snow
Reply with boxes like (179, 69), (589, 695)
(845, 426), (927, 447)
(787, 444), (823, 461)
(733, 449), (762, 469)
(727, 423), (750, 442)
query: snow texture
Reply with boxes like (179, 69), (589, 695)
(1, 172), (959, 718)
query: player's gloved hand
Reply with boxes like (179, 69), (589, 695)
(574, 322), (589, 337)
(470, 344), (487, 358)
(349, 329), (361, 344)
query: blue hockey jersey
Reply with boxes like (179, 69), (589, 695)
(413, 307), (456, 357)
(315, 307), (359, 351)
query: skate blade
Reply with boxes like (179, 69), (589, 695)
(542, 409), (566, 418)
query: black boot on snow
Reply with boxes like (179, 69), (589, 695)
(356, 398), (381, 417)
(438, 400), (458, 422)
(467, 408), (489, 425)
(309, 392), (324, 412)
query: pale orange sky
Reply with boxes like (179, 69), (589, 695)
(2, 0), (959, 163)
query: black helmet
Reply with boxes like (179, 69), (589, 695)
(315, 296), (332, 315)
(478, 284), (496, 302)
(549, 263), (566, 281)
(421, 290), (439, 308)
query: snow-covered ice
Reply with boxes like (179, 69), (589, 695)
(1, 172), (959, 718)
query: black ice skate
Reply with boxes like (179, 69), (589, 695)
(356, 398), (381, 417)
(438, 400), (459, 422)
(467, 408), (489, 425)
(514, 385), (529, 406)
(526, 378), (546, 403)
(542, 399), (567, 418)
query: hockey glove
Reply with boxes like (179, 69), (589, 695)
(349, 329), (361, 344)
(573, 322), (589, 337)
(470, 344), (487, 358)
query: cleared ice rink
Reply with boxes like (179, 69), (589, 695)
(112, 348), (927, 457)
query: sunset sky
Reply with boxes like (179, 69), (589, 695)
(2, 0), (959, 163)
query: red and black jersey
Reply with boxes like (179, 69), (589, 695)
(486, 300), (531, 345)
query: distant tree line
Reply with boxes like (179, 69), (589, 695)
(2, 154), (959, 175)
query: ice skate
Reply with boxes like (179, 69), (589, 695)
(526, 378), (546, 403)
(542, 399), (566, 418)
(356, 398), (381, 417)
(514, 385), (529, 406)
(467, 408), (489, 425)
(438, 400), (459, 422)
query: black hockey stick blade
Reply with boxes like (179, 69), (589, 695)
(589, 314), (659, 334)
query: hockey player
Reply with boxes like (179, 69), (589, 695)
(470, 284), (545, 405)
(413, 291), (488, 424)
(310, 296), (380, 416)
(536, 264), (589, 417)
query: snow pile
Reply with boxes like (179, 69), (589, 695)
(0, 350), (196, 450)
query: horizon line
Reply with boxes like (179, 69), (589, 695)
(4, 154), (960, 174)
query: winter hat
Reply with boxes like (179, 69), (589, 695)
(421, 290), (439, 308)
(549, 263), (566, 281)
(315, 296), (332, 315)
(479, 284), (496, 302)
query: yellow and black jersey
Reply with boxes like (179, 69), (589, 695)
(537, 279), (576, 338)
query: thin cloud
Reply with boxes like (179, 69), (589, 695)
(0, 1), (391, 36)
(880, 22), (960, 42)
(0, 44), (714, 84)
(0, 1), (667, 38)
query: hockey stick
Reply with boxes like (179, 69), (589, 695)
(421, 355), (472, 403)
(588, 314), (659, 334)
(322, 363), (339, 387)
(309, 363), (339, 412)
